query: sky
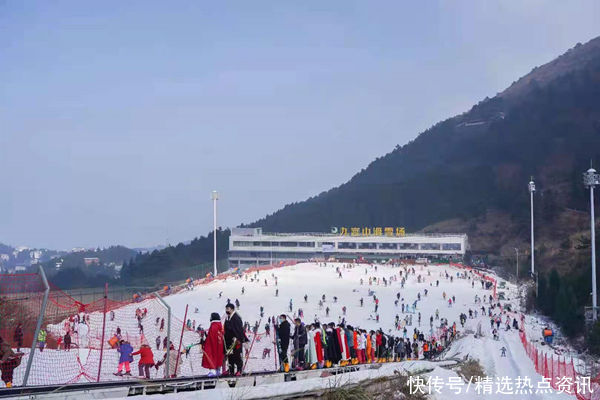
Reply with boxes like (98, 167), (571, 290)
(1, 1), (599, 250)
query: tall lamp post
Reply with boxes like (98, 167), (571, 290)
(528, 178), (538, 297)
(529, 178), (536, 277)
(514, 247), (519, 282)
(212, 190), (219, 277)
(584, 167), (600, 321)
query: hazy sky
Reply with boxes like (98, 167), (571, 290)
(1, 1), (599, 250)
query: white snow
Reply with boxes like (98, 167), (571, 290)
(3, 262), (582, 399)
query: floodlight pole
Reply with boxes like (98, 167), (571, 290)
(584, 167), (599, 321)
(514, 247), (519, 282)
(212, 190), (219, 277)
(529, 178), (536, 277)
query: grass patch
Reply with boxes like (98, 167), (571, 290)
(457, 359), (485, 382)
(323, 386), (372, 400)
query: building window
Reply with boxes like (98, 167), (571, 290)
(442, 243), (461, 251)
(379, 243), (398, 250)
(420, 243), (441, 250)
(232, 241), (252, 247)
(338, 242), (357, 249)
(298, 242), (315, 247)
(398, 243), (418, 250)
(358, 243), (377, 249)
(280, 242), (298, 247)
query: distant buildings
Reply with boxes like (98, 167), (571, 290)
(84, 257), (100, 266)
(30, 250), (42, 262)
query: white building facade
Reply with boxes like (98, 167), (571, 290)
(228, 227), (469, 268)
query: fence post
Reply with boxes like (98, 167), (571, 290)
(97, 283), (108, 382)
(22, 265), (50, 387)
(156, 293), (171, 378)
(174, 304), (189, 377)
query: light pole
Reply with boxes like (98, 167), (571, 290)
(514, 247), (519, 282)
(529, 178), (536, 277)
(584, 167), (600, 321)
(212, 190), (219, 277)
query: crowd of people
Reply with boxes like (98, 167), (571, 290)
(0, 261), (508, 386)
(194, 262), (506, 376)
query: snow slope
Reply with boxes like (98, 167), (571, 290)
(3, 262), (580, 399)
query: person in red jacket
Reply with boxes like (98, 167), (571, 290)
(202, 312), (224, 377)
(375, 331), (383, 362)
(132, 343), (154, 379)
(313, 322), (324, 368)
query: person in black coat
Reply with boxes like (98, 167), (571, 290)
(224, 303), (246, 375)
(326, 322), (342, 365)
(64, 331), (72, 351)
(291, 318), (308, 369)
(13, 325), (23, 352)
(276, 315), (291, 369)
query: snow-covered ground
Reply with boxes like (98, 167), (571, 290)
(3, 262), (582, 398)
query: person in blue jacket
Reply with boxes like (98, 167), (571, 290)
(114, 340), (133, 376)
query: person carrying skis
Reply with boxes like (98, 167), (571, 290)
(114, 340), (133, 376)
(292, 318), (308, 370)
(155, 343), (181, 378)
(224, 303), (246, 376)
(276, 314), (291, 372)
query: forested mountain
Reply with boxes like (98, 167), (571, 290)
(119, 229), (230, 286)
(41, 246), (139, 289)
(114, 37), (600, 339)
(249, 36), (600, 272)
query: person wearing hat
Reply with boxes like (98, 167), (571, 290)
(291, 317), (307, 370)
(155, 343), (181, 378)
(131, 343), (155, 379)
(223, 303), (245, 376)
(202, 312), (224, 377)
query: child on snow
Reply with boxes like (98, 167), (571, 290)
(115, 340), (133, 376)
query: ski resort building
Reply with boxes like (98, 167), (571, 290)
(228, 227), (469, 268)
